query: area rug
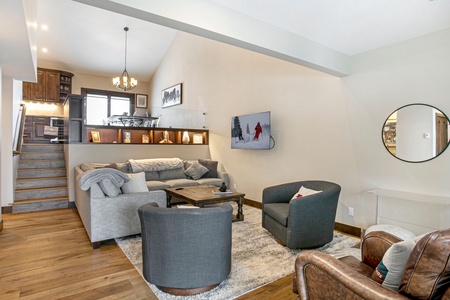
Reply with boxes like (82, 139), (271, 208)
(116, 205), (360, 300)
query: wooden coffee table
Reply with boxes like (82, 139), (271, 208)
(165, 185), (246, 222)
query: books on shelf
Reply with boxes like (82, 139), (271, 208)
(212, 190), (233, 195)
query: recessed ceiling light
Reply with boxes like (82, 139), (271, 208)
(42, 48), (48, 53)
(41, 24), (49, 31)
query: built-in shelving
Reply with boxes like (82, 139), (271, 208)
(84, 125), (209, 145)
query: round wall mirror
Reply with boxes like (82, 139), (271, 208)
(382, 104), (450, 163)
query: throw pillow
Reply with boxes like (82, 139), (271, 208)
(122, 172), (148, 194)
(198, 159), (218, 178)
(371, 234), (423, 291)
(98, 178), (121, 197)
(184, 161), (209, 180)
(291, 186), (322, 200)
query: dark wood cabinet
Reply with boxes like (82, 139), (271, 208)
(63, 95), (85, 143)
(23, 116), (51, 142)
(23, 68), (73, 103)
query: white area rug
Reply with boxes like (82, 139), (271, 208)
(116, 205), (360, 300)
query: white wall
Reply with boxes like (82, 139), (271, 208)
(1, 77), (23, 208)
(149, 29), (450, 226)
(149, 32), (361, 225)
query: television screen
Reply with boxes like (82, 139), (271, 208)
(231, 111), (271, 150)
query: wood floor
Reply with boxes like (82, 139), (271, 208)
(0, 208), (297, 299)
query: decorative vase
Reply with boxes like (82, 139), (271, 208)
(182, 131), (190, 144)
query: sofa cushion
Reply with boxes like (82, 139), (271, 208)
(159, 167), (186, 180)
(144, 171), (159, 181)
(264, 203), (289, 226)
(98, 178), (121, 197)
(165, 179), (200, 188)
(184, 161), (209, 180)
(198, 159), (218, 178)
(146, 181), (171, 191)
(371, 236), (420, 291)
(399, 229), (450, 299)
(106, 162), (130, 173)
(122, 172), (148, 194)
(80, 163), (110, 172)
(196, 178), (223, 187)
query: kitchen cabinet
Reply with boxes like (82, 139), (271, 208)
(22, 68), (73, 102)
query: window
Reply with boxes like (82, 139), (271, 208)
(82, 88), (134, 125)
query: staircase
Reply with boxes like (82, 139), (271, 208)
(13, 143), (69, 213)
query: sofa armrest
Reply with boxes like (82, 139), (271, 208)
(362, 231), (402, 269)
(294, 250), (407, 300)
(218, 171), (229, 187)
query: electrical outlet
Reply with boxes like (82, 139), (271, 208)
(233, 183), (237, 190)
(348, 207), (354, 216)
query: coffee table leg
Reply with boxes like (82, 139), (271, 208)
(167, 194), (172, 208)
(236, 196), (244, 221)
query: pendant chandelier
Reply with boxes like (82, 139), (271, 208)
(113, 27), (137, 91)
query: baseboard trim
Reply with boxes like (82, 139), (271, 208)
(244, 198), (361, 238)
(334, 222), (361, 238)
(243, 198), (262, 209)
(2, 206), (12, 214)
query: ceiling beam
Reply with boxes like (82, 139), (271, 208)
(72, 0), (350, 77)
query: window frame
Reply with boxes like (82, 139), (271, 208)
(81, 88), (136, 125)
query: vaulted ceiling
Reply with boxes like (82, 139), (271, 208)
(3, 0), (450, 80)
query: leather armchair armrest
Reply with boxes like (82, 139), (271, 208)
(362, 231), (402, 269)
(294, 250), (407, 300)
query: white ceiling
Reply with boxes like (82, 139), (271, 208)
(35, 0), (450, 81)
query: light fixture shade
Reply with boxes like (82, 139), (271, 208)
(113, 69), (137, 91)
(114, 27), (137, 91)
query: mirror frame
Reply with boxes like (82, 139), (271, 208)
(382, 103), (450, 163)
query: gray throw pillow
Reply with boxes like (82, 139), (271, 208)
(198, 159), (218, 178)
(184, 161), (209, 180)
(98, 178), (121, 197)
(122, 172), (148, 194)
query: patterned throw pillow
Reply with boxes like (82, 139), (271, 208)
(290, 186), (322, 200)
(184, 161), (209, 180)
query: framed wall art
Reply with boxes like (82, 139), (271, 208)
(91, 131), (101, 143)
(162, 83), (182, 108)
(136, 94), (148, 108)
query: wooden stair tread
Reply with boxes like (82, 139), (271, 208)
(16, 176), (67, 181)
(15, 186), (68, 191)
(13, 197), (69, 204)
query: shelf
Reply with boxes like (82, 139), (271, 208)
(84, 125), (208, 145)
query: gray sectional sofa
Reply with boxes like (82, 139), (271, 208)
(74, 158), (229, 248)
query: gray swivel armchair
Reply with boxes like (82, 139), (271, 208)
(138, 202), (233, 296)
(262, 180), (341, 249)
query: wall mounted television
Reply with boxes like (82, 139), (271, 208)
(231, 111), (271, 150)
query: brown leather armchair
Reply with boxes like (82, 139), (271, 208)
(293, 229), (450, 299)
